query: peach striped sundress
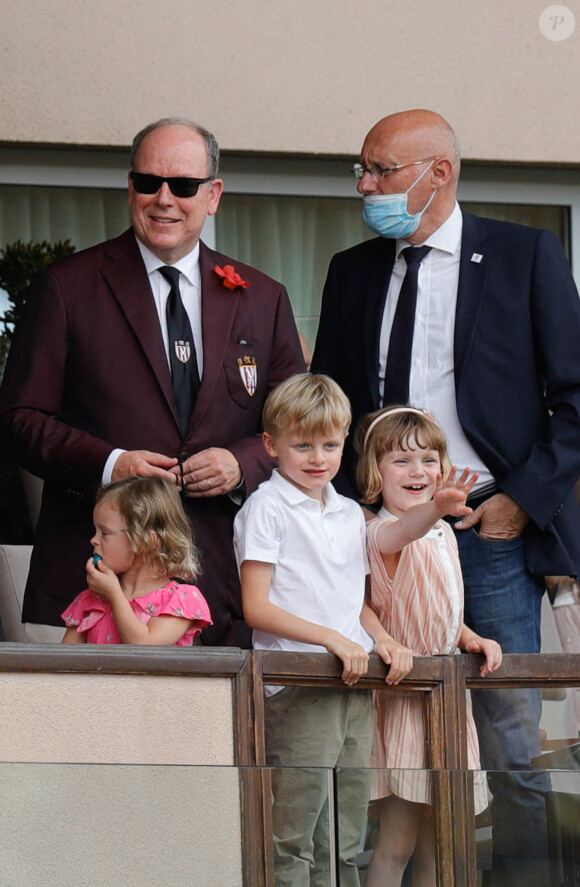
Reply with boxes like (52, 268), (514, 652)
(367, 509), (488, 813)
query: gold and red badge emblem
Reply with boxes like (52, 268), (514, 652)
(238, 355), (257, 396)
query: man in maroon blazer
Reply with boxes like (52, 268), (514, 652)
(0, 118), (304, 646)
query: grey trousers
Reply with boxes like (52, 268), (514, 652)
(265, 686), (373, 887)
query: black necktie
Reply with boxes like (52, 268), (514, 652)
(384, 245), (431, 406)
(159, 265), (200, 434)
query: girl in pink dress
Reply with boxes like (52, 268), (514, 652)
(62, 476), (211, 645)
(357, 406), (502, 887)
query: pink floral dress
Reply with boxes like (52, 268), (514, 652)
(61, 580), (212, 645)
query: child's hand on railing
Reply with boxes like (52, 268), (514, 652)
(325, 633), (370, 686)
(375, 637), (414, 685)
(463, 636), (503, 677)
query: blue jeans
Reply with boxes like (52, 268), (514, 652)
(453, 525), (551, 887)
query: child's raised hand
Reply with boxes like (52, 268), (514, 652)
(375, 637), (413, 685)
(434, 467), (479, 518)
(325, 633), (370, 686)
(85, 556), (123, 602)
(464, 635), (503, 677)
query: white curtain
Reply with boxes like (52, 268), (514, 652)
(0, 185), (130, 319)
(0, 186), (568, 346)
(216, 195), (568, 347)
(215, 194), (373, 347)
(0, 185), (130, 252)
(461, 201), (568, 255)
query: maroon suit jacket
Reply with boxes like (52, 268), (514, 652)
(0, 229), (304, 644)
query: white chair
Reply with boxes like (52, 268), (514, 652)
(0, 544), (32, 642)
(0, 544), (64, 642)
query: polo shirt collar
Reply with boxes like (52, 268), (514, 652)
(270, 469), (343, 513)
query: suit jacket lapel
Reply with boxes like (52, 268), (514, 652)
(192, 243), (241, 430)
(364, 238), (396, 407)
(454, 210), (491, 382)
(102, 230), (177, 421)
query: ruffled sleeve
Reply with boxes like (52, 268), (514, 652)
(61, 589), (110, 632)
(132, 581), (213, 646)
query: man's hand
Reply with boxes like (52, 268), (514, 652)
(455, 492), (529, 539)
(112, 450), (179, 483)
(171, 448), (242, 497)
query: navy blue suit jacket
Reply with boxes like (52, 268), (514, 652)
(312, 209), (580, 577)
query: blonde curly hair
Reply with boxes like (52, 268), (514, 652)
(96, 476), (201, 580)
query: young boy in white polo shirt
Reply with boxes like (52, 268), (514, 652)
(233, 373), (412, 887)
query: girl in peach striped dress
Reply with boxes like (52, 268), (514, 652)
(357, 406), (502, 887)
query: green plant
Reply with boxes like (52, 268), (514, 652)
(0, 239), (76, 543)
(0, 239), (75, 338)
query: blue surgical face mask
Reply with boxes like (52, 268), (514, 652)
(362, 160), (436, 239)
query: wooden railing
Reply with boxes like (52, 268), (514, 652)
(1, 645), (579, 886)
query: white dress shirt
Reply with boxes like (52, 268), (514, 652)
(379, 203), (492, 489)
(136, 238), (204, 378)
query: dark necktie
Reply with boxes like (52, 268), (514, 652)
(384, 245), (431, 406)
(159, 265), (200, 434)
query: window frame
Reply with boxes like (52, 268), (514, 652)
(0, 147), (578, 275)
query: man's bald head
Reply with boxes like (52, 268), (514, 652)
(365, 110), (460, 180)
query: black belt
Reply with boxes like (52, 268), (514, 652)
(466, 481), (499, 511)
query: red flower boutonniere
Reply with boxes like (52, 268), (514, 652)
(214, 264), (251, 290)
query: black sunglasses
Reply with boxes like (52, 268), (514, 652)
(129, 171), (213, 198)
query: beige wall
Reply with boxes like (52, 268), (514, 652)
(0, 672), (243, 886)
(1, 0), (579, 163)
(0, 673), (233, 763)
(1, 763), (243, 887)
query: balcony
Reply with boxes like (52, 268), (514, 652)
(1, 645), (580, 886)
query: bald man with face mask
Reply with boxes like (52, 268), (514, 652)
(313, 108), (580, 887)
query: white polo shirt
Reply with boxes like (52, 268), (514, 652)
(233, 469), (373, 654)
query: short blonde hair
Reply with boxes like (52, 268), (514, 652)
(96, 476), (201, 580)
(262, 373), (351, 438)
(356, 406), (451, 505)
